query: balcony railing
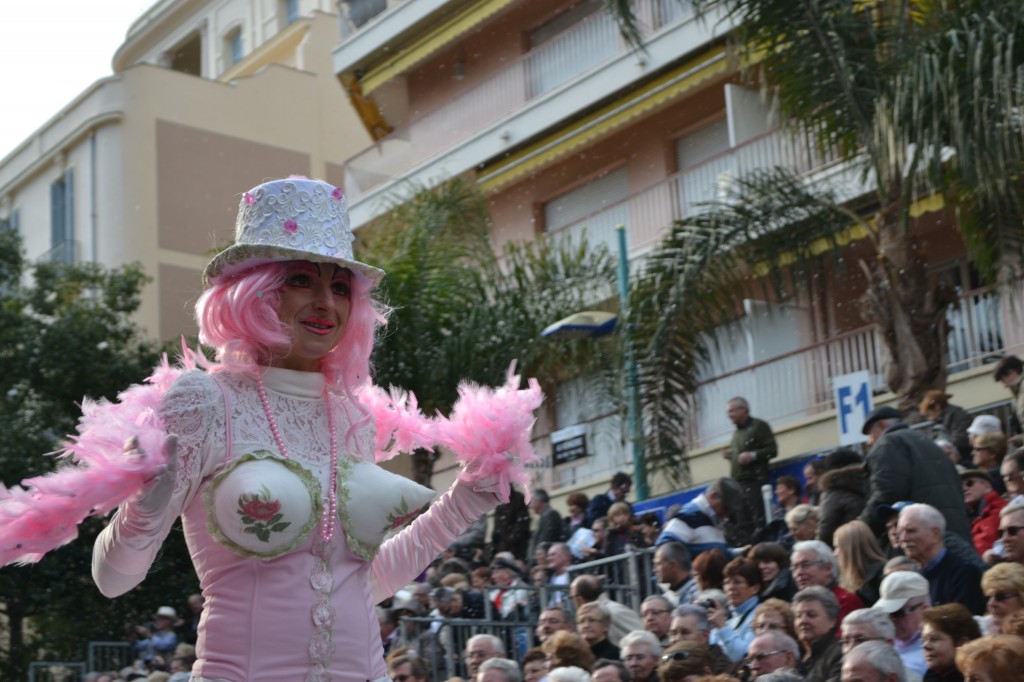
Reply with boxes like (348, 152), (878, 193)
(343, 0), (695, 201)
(689, 284), (1012, 449)
(337, 0), (395, 37)
(546, 126), (835, 258)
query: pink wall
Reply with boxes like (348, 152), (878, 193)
(487, 81), (728, 250)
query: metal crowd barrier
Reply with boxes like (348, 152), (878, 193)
(27, 662), (85, 682)
(86, 641), (133, 675)
(395, 547), (656, 680)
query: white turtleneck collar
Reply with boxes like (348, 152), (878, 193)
(260, 366), (326, 399)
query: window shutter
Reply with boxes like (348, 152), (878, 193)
(544, 168), (629, 233)
(64, 169), (75, 246)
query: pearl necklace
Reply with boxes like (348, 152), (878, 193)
(256, 374), (338, 545)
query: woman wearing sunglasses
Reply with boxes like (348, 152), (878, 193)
(979, 562), (1024, 635)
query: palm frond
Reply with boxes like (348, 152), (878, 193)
(632, 168), (857, 484)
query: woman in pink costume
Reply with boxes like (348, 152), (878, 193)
(89, 177), (539, 682)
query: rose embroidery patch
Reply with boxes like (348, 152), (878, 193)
(381, 497), (431, 535)
(238, 485), (291, 542)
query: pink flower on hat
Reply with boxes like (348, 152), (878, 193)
(283, 219), (298, 234)
(244, 192), (254, 205)
(331, 187), (343, 201)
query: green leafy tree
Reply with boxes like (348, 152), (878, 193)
(363, 178), (617, 484)
(0, 229), (198, 679)
(605, 0), (1024, 483)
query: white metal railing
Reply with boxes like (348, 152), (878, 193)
(546, 126), (833, 258)
(688, 285), (1013, 449)
(337, 0), (396, 37)
(947, 286), (1004, 371)
(343, 0), (695, 201)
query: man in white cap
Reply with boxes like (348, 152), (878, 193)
(874, 572), (930, 677)
(966, 414), (1002, 444)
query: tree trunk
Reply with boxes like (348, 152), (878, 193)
(411, 447), (438, 486)
(859, 202), (956, 414)
(2, 603), (26, 682)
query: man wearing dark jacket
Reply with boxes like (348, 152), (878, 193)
(586, 472), (633, 527)
(859, 406), (972, 542)
(722, 397), (778, 530)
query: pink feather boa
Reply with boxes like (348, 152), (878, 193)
(0, 350), (202, 566)
(0, 353), (542, 567)
(357, 362), (543, 504)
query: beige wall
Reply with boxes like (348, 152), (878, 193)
(1, 10), (373, 344)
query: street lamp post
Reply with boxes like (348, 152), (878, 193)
(540, 225), (648, 501)
(616, 224), (647, 501)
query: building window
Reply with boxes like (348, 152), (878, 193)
(50, 170), (75, 264)
(675, 118), (732, 211)
(168, 31), (203, 77)
(285, 0), (300, 25)
(0, 209), (18, 233)
(543, 168), (629, 255)
(225, 27), (244, 69)
(343, 0), (387, 30)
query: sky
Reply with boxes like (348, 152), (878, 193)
(0, 1), (156, 161)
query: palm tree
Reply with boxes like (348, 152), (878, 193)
(362, 177), (617, 484)
(606, 0), (1024, 483)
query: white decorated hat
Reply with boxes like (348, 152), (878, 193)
(203, 177), (384, 286)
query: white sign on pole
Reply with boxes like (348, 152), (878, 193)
(833, 370), (873, 445)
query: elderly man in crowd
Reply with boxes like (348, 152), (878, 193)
(791, 540), (863, 625)
(873, 572), (930, 678)
(570, 574), (642, 645)
(619, 630), (663, 682)
(896, 504), (985, 614)
(793, 586), (843, 682)
(654, 541), (698, 607)
(840, 608), (896, 654)
(478, 658), (522, 682)
(546, 543), (574, 605)
(464, 634), (504, 679)
(841, 640), (909, 682)
(858, 406), (971, 542)
(746, 630), (801, 679)
(535, 606), (574, 644)
(668, 603), (733, 674)
(641, 595), (674, 646)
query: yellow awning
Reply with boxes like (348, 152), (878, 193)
(478, 46), (732, 193)
(361, 0), (518, 94)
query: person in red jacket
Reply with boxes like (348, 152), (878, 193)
(962, 469), (1007, 555)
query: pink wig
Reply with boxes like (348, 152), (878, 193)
(196, 260), (388, 393)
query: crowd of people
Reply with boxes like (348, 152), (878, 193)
(364, 373), (1024, 682)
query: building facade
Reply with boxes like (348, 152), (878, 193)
(0, 0), (371, 341)
(333, 0), (1024, 497)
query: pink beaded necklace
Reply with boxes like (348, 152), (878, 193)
(256, 375), (338, 545)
